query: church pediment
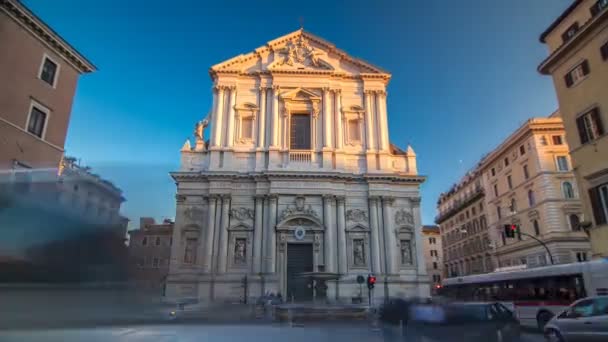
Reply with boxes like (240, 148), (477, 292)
(280, 87), (321, 102)
(209, 29), (390, 79)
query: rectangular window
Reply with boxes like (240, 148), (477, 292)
(504, 157), (509, 167)
(142, 237), (148, 246)
(577, 108), (604, 144)
(552, 135), (563, 145)
(589, 183), (608, 225)
(433, 262), (438, 270)
(523, 164), (529, 180)
(601, 41), (608, 61)
(472, 207), (476, 216)
(241, 117), (253, 140)
(564, 60), (590, 87)
(27, 106), (47, 138)
(39, 57), (58, 86)
(497, 206), (502, 219)
(491, 168), (496, 177)
(556, 156), (570, 171)
(290, 114), (311, 150)
(591, 0), (608, 16)
(519, 145), (526, 155)
(494, 184), (499, 197)
(348, 120), (360, 141)
(561, 22), (579, 43)
(507, 175), (513, 189)
(153, 257), (159, 268)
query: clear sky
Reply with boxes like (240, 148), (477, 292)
(23, 0), (571, 228)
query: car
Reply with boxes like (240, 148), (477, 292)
(544, 296), (608, 342)
(410, 302), (521, 342)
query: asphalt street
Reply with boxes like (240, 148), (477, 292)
(0, 324), (545, 342)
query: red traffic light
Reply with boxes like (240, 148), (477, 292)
(510, 224), (517, 231)
(369, 276), (376, 284)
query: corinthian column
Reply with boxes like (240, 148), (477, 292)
(335, 90), (343, 149)
(201, 195), (217, 272)
(364, 90), (375, 151)
(270, 86), (280, 148)
(411, 197), (427, 276)
(257, 88), (267, 148)
(265, 195), (278, 273)
(217, 195), (231, 272)
(381, 196), (395, 274)
(212, 87), (225, 147)
(209, 88), (218, 145)
(323, 195), (336, 273)
(336, 196), (347, 274)
(369, 196), (382, 274)
(253, 195), (264, 274)
(322, 88), (333, 149)
(226, 86), (237, 147)
(377, 91), (389, 151)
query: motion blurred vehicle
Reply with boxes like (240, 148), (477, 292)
(441, 260), (608, 330)
(410, 302), (521, 342)
(544, 296), (608, 342)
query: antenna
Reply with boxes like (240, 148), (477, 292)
(299, 16), (304, 30)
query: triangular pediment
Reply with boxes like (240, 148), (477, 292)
(209, 29), (390, 79)
(281, 87), (321, 101)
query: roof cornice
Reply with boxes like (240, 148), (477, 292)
(1, 0), (96, 73)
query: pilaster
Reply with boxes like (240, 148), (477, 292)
(201, 195), (218, 272)
(381, 196), (396, 274)
(265, 194), (278, 273)
(217, 194), (231, 273)
(369, 196), (382, 274)
(323, 194), (336, 273)
(253, 195), (264, 274)
(336, 196), (347, 274)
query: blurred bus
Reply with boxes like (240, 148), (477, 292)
(441, 259), (608, 330)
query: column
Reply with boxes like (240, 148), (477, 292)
(377, 91), (389, 151)
(369, 197), (382, 274)
(270, 86), (280, 148)
(322, 88), (333, 149)
(209, 88), (218, 145)
(212, 87), (225, 147)
(257, 88), (267, 148)
(335, 90), (343, 149)
(226, 86), (237, 147)
(265, 195), (278, 273)
(253, 195), (264, 274)
(217, 195), (231, 272)
(364, 90), (375, 151)
(323, 195), (336, 273)
(411, 198), (427, 276)
(336, 196), (347, 274)
(202, 195), (217, 271)
(381, 197), (396, 274)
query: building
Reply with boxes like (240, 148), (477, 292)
(0, 0), (95, 171)
(128, 218), (174, 289)
(437, 113), (592, 279)
(481, 114), (590, 268)
(538, 0), (608, 257)
(421, 225), (442, 294)
(436, 168), (491, 278)
(166, 29), (428, 304)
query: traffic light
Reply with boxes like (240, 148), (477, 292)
(367, 275), (376, 289)
(504, 224), (518, 238)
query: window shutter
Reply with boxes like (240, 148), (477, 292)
(564, 72), (574, 87)
(602, 42), (608, 61)
(581, 60), (590, 75)
(577, 116), (590, 144)
(589, 187), (607, 225)
(591, 108), (605, 136)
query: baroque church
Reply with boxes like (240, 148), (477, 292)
(166, 29), (429, 303)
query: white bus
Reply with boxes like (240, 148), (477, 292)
(441, 259), (608, 330)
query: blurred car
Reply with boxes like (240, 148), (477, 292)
(544, 296), (608, 342)
(410, 302), (521, 342)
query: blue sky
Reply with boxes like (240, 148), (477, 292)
(23, 0), (571, 228)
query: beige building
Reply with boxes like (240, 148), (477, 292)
(0, 0), (95, 171)
(436, 168), (492, 278)
(437, 114), (592, 278)
(421, 225), (442, 294)
(538, 0), (608, 257)
(167, 29), (429, 304)
(128, 218), (174, 289)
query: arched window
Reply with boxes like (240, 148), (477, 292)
(563, 182), (575, 199)
(528, 190), (536, 206)
(510, 198), (517, 213)
(533, 220), (540, 236)
(569, 214), (581, 231)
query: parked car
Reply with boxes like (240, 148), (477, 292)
(410, 302), (521, 342)
(544, 296), (608, 342)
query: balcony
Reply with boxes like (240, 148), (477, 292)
(435, 186), (484, 224)
(289, 151), (311, 164)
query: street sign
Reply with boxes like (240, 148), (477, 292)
(356, 275), (365, 284)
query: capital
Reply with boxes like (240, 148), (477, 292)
(369, 196), (380, 203)
(259, 86), (268, 93)
(336, 196), (346, 204)
(272, 85), (281, 91)
(175, 194), (186, 203)
(322, 194), (335, 201)
(382, 196), (395, 206)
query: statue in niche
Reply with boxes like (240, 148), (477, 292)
(400, 240), (412, 265)
(353, 239), (365, 266)
(234, 238), (246, 265)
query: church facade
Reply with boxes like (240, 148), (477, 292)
(166, 29), (429, 303)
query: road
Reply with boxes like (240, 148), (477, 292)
(0, 324), (544, 342)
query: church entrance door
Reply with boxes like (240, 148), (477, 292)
(286, 243), (313, 302)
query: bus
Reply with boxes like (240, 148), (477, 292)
(440, 259), (608, 330)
